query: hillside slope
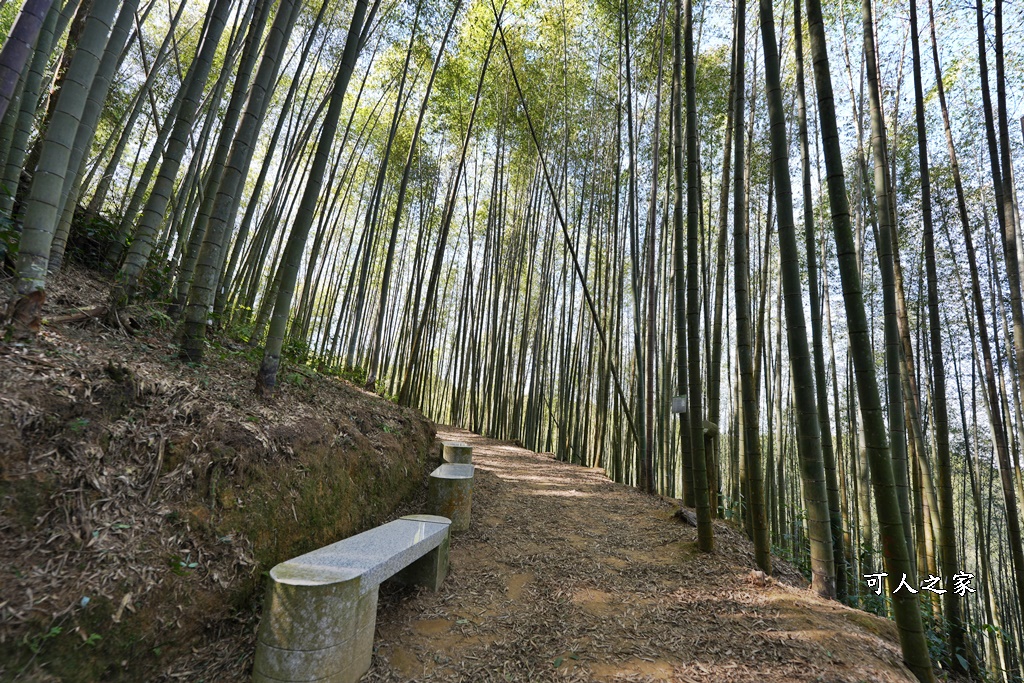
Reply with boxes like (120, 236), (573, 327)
(0, 268), (436, 681)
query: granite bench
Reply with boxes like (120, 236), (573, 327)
(427, 463), (474, 533)
(441, 440), (473, 464)
(253, 514), (451, 683)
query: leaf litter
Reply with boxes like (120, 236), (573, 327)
(0, 266), (434, 681)
(365, 427), (917, 683)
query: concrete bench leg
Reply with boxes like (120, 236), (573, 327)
(253, 573), (377, 683)
(392, 529), (450, 591)
(427, 471), (472, 533)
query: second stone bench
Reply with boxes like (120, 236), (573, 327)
(427, 463), (474, 532)
(441, 440), (473, 464)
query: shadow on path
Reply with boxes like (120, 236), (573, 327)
(365, 426), (915, 683)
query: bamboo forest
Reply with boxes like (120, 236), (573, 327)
(1, 0), (1024, 678)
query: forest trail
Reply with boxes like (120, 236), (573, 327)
(365, 427), (915, 683)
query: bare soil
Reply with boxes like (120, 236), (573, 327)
(366, 427), (917, 683)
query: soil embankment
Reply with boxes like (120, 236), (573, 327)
(0, 268), (436, 681)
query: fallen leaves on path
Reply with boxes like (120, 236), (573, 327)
(366, 427), (915, 683)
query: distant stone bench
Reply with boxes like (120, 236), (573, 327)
(253, 514), (451, 683)
(427, 463), (474, 533)
(441, 440), (473, 464)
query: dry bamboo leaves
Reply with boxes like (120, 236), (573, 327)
(363, 428), (916, 683)
(0, 266), (432, 680)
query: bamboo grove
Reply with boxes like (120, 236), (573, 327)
(1, 0), (1023, 677)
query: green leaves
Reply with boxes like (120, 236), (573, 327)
(169, 553), (200, 575)
(23, 626), (62, 654)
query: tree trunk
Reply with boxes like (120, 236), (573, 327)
(256, 0), (374, 393)
(795, 0), (845, 602)
(0, 0), (54, 123)
(113, 0), (235, 302)
(180, 0), (300, 361)
(170, 0), (270, 316)
(803, 0), (935, 673)
(861, 0), (915, 569)
(760, 0), (833, 597)
(398, 10), (499, 406)
(682, 0), (713, 551)
(907, 0), (970, 669)
(731, 0), (765, 570)
(0, 0), (64, 221)
(366, 0), (462, 387)
(14, 0), (119, 295)
(47, 0), (141, 271)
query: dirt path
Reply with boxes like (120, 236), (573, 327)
(364, 427), (915, 683)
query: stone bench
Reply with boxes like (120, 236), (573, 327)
(427, 463), (474, 533)
(253, 514), (451, 683)
(441, 440), (473, 464)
